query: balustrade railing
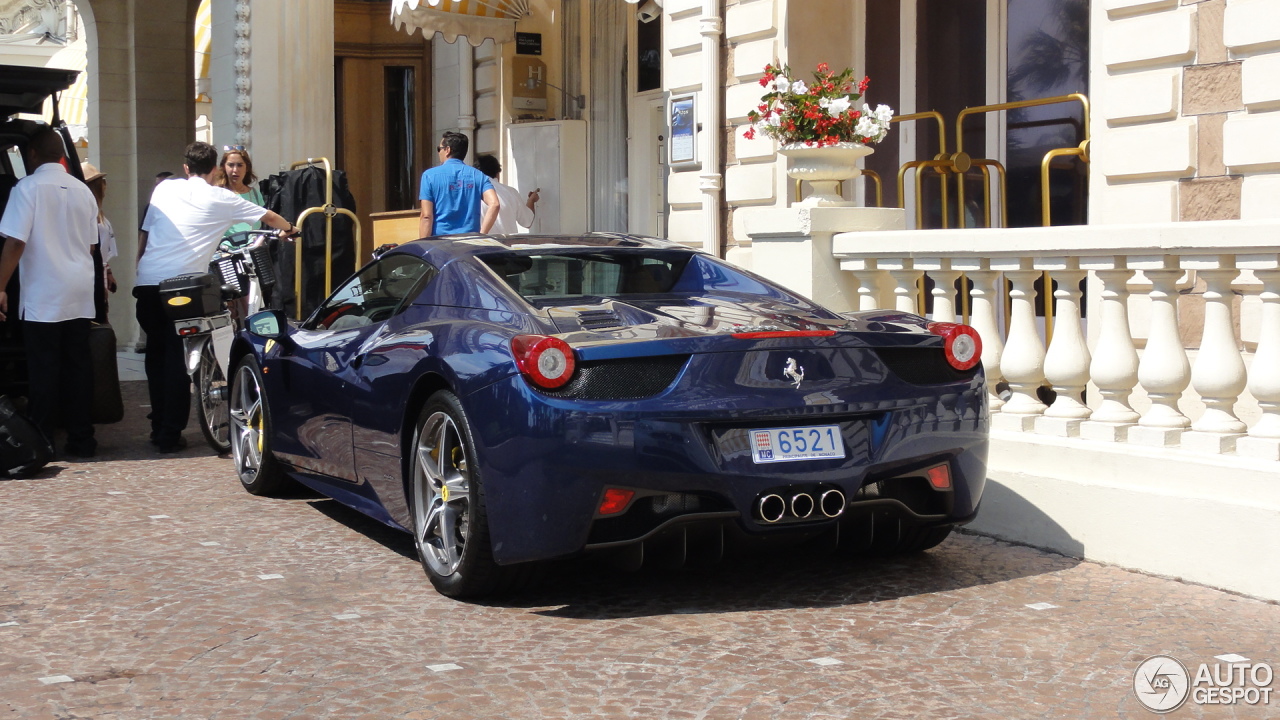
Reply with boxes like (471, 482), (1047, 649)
(831, 220), (1280, 461)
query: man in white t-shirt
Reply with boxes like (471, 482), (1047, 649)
(134, 141), (297, 453)
(473, 154), (539, 235)
(0, 127), (99, 457)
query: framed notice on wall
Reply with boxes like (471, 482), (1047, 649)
(669, 93), (697, 166)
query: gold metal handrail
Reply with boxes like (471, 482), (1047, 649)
(289, 157), (363, 319)
(953, 93), (1090, 229)
(891, 111), (950, 225)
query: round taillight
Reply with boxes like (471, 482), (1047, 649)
(511, 335), (577, 389)
(928, 322), (983, 371)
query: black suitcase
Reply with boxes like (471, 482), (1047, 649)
(90, 323), (123, 424)
(0, 395), (53, 478)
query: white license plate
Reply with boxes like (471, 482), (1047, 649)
(750, 425), (845, 464)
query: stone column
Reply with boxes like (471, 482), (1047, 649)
(956, 260), (1005, 412)
(1080, 259), (1140, 442)
(884, 259), (924, 314)
(993, 259), (1047, 429)
(1183, 257), (1247, 453)
(1129, 256), (1192, 447)
(918, 259), (961, 323)
(1037, 259), (1091, 435)
(1238, 262), (1280, 460)
(85, 0), (201, 344)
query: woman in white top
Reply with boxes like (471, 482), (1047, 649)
(474, 154), (539, 235)
(218, 146), (264, 237)
(81, 162), (117, 299)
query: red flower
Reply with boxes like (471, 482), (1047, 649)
(858, 75), (871, 93)
(743, 127), (756, 140)
(817, 62), (830, 73)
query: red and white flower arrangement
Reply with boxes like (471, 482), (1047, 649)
(744, 62), (894, 147)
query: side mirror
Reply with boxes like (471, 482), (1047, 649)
(247, 309), (289, 340)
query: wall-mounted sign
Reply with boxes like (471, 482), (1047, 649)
(669, 93), (697, 166)
(512, 56), (548, 112)
(516, 32), (542, 55)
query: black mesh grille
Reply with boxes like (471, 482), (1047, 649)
(873, 346), (979, 385)
(537, 354), (690, 400)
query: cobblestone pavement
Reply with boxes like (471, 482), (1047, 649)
(2, 383), (1278, 719)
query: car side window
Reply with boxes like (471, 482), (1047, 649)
(306, 254), (435, 331)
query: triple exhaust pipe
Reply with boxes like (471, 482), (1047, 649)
(756, 488), (846, 523)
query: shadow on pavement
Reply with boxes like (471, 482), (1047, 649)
(306, 497), (418, 561)
(501, 534), (1081, 618)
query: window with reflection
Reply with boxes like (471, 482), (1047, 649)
(307, 254), (435, 331)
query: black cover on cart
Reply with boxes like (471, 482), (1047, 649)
(0, 395), (52, 478)
(260, 165), (358, 318)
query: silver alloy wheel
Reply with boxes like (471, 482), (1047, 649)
(229, 363), (263, 480)
(197, 341), (230, 449)
(413, 411), (471, 577)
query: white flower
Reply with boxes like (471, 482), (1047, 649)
(790, 80), (808, 95)
(765, 113), (782, 128)
(855, 115), (881, 139)
(770, 76), (791, 93)
(873, 103), (895, 125)
(827, 96), (852, 115)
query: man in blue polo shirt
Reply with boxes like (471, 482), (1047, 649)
(418, 131), (500, 237)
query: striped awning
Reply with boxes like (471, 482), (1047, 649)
(391, 0), (660, 45)
(195, 0), (211, 94)
(40, 39), (86, 140)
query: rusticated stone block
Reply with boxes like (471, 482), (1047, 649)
(1178, 175), (1242, 221)
(1183, 62), (1243, 115)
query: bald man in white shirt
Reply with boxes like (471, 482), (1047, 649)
(0, 127), (99, 457)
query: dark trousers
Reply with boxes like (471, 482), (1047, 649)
(22, 317), (95, 450)
(133, 285), (189, 444)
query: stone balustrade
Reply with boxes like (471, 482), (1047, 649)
(828, 219), (1280, 461)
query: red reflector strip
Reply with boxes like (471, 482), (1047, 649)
(178, 327), (200, 336)
(598, 488), (636, 515)
(731, 330), (837, 339)
(926, 464), (952, 490)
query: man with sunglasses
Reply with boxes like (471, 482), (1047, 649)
(418, 131), (499, 238)
(134, 141), (298, 453)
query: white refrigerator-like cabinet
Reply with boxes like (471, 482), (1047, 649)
(505, 120), (588, 235)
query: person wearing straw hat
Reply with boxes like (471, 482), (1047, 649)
(82, 162), (118, 301)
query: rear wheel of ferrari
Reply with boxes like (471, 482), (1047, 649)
(229, 356), (288, 496)
(411, 391), (526, 599)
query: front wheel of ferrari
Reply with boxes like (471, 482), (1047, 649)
(411, 391), (526, 599)
(229, 356), (288, 496)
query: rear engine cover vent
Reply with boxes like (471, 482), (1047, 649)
(576, 309), (624, 330)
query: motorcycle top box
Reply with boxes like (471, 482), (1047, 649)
(159, 272), (222, 321)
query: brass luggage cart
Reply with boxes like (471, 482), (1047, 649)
(289, 157), (362, 318)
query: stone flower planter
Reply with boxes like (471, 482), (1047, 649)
(778, 141), (874, 207)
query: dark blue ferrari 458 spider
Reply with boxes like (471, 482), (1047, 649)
(228, 233), (988, 598)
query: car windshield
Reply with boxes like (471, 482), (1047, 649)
(482, 250), (691, 300)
